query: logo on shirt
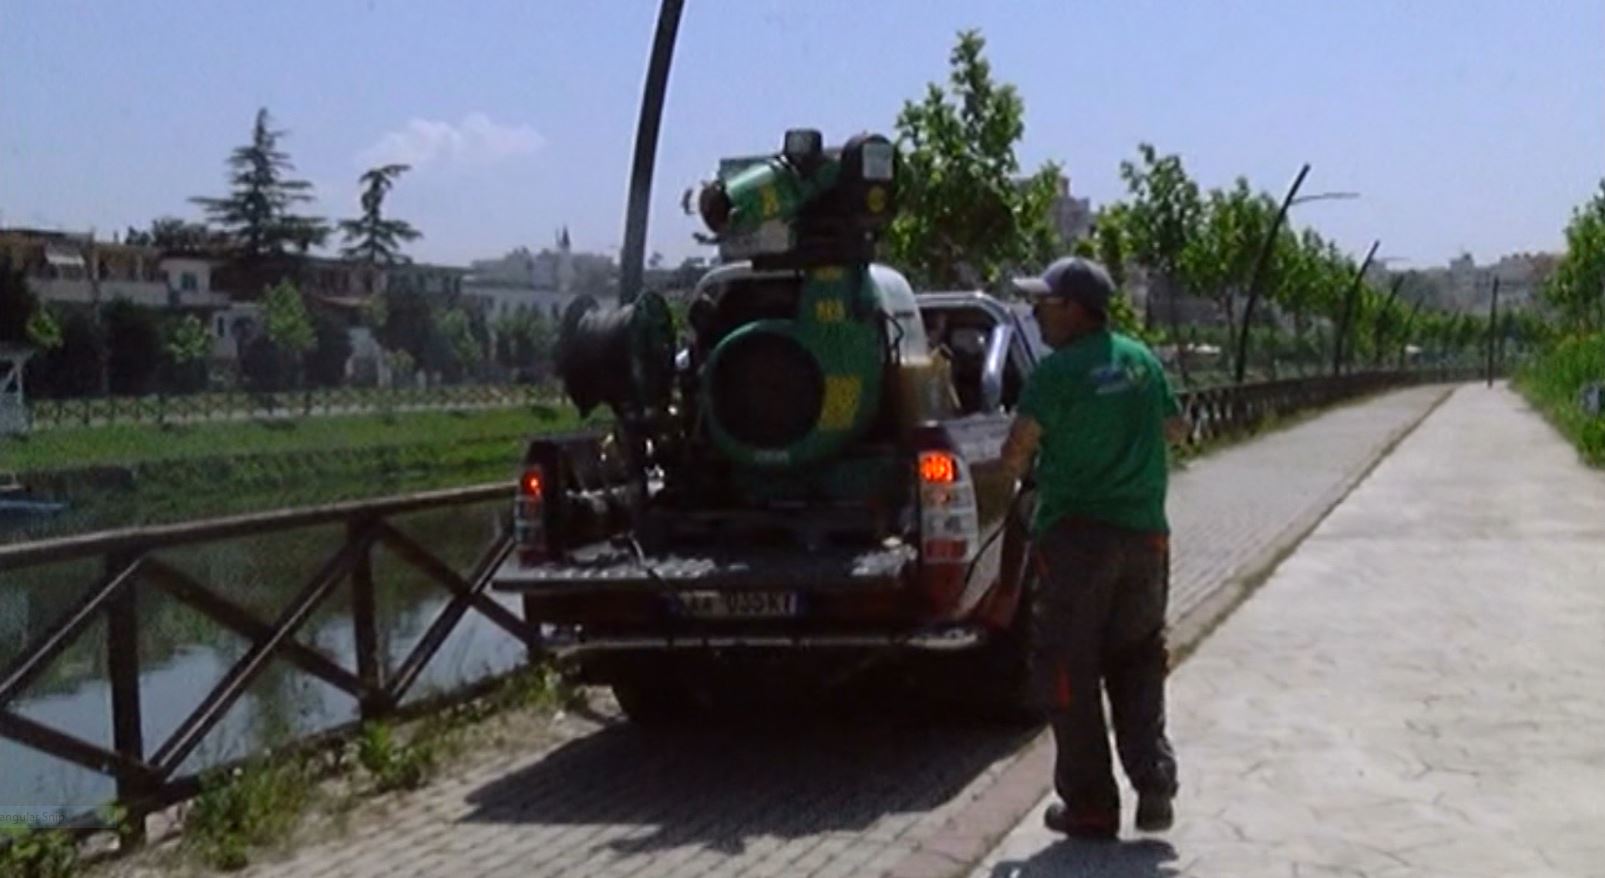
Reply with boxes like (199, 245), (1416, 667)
(1089, 362), (1147, 396)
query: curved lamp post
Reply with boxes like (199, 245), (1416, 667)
(1232, 164), (1359, 384)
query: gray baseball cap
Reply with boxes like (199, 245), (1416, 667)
(1013, 256), (1115, 315)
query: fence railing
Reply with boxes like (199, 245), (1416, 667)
(1172, 367), (1474, 447)
(0, 367), (1477, 846)
(0, 484), (529, 845)
(25, 383), (556, 430)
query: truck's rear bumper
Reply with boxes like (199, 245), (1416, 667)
(490, 541), (917, 593)
(545, 624), (983, 658)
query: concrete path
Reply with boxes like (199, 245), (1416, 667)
(972, 384), (1605, 877)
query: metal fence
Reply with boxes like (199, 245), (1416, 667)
(26, 384), (556, 430)
(0, 485), (527, 844)
(0, 367), (1475, 845)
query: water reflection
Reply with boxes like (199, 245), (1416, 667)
(0, 499), (526, 823)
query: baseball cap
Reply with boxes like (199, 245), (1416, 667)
(1013, 257), (1115, 315)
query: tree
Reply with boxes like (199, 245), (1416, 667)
(338, 164), (422, 267)
(0, 257), (40, 347)
(31, 309), (104, 398)
(494, 310), (556, 381)
(438, 306), (483, 382)
(249, 280), (317, 389)
(1180, 179), (1277, 375)
(304, 309), (354, 388)
(885, 29), (1062, 290)
(125, 217), (228, 251)
(160, 314), (212, 393)
(1116, 144), (1203, 382)
(102, 300), (163, 396)
(191, 108), (329, 261)
(1544, 180), (1605, 335)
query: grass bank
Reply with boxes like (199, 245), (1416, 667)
(1514, 333), (1605, 467)
(1, 405), (594, 540)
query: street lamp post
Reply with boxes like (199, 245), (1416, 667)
(619, 0), (687, 306)
(1232, 162), (1359, 384)
(1332, 239), (1381, 376)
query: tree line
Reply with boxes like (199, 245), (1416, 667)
(884, 29), (1531, 387)
(2, 108), (557, 398)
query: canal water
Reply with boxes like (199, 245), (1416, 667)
(0, 498), (529, 826)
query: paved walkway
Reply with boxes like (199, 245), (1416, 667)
(130, 385), (1451, 878)
(972, 384), (1605, 877)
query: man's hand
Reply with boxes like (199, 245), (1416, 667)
(1000, 414), (1042, 484)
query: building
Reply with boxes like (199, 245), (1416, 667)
(1393, 251), (1559, 314)
(464, 230), (589, 325)
(1012, 172), (1093, 249)
(0, 227), (230, 311)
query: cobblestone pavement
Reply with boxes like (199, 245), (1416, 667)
(204, 386), (1450, 878)
(973, 384), (1605, 877)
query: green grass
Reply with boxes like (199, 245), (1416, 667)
(0, 825), (78, 878)
(183, 756), (317, 871)
(1515, 333), (1605, 467)
(1, 404), (584, 474)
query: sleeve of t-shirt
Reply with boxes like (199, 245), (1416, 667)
(1017, 360), (1056, 427)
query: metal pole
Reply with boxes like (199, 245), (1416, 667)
(1372, 275), (1406, 367)
(618, 0), (687, 305)
(1397, 299), (1423, 370)
(1332, 240), (1381, 377)
(1485, 276), (1500, 387)
(1234, 163), (1310, 385)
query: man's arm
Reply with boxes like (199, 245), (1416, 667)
(1000, 414), (1043, 484)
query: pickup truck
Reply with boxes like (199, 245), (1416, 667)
(492, 271), (1049, 723)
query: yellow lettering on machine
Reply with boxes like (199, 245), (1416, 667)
(819, 375), (862, 431)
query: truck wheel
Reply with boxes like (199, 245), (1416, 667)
(611, 677), (695, 726)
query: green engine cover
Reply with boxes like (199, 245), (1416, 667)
(701, 265), (887, 468)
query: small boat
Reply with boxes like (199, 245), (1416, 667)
(0, 470), (68, 518)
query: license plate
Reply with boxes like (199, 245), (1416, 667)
(672, 590), (801, 619)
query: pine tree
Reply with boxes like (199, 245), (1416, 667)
(339, 164), (422, 265)
(191, 108), (329, 260)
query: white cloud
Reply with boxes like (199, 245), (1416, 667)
(358, 112), (544, 170)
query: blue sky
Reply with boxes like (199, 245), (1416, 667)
(3, 1), (1601, 271)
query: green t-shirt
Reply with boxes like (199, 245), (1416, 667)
(1017, 330), (1180, 535)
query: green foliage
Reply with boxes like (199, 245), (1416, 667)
(160, 314), (212, 394)
(305, 310), (354, 388)
(356, 722), (439, 793)
(438, 306), (484, 376)
(885, 29), (1063, 290)
(0, 825), (78, 878)
(1117, 144), (1202, 285)
(1544, 181), (1605, 334)
(124, 216), (228, 250)
(263, 281), (316, 356)
(1516, 333), (1605, 466)
(1, 257), (42, 347)
(25, 308), (63, 351)
(103, 300), (163, 396)
(163, 314), (211, 365)
(30, 309), (104, 398)
(191, 108), (329, 259)
(339, 164), (422, 265)
(184, 757), (314, 870)
(493, 310), (556, 380)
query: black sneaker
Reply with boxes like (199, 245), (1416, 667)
(1135, 795), (1174, 832)
(1043, 801), (1118, 841)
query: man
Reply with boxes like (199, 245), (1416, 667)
(1000, 256), (1189, 840)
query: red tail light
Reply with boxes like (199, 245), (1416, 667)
(914, 429), (979, 615)
(515, 466), (548, 563)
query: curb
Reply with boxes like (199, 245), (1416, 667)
(882, 384), (1458, 878)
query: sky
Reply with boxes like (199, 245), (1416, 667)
(2, 0), (1602, 273)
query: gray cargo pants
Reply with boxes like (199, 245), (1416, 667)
(1032, 516), (1179, 817)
